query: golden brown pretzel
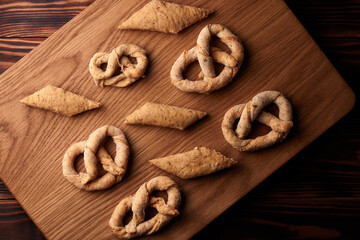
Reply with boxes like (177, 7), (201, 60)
(170, 24), (244, 94)
(222, 91), (293, 151)
(89, 44), (148, 87)
(109, 176), (181, 239)
(62, 125), (129, 191)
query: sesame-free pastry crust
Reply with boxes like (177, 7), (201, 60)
(109, 176), (181, 239)
(124, 102), (207, 130)
(118, 0), (214, 34)
(170, 24), (244, 94)
(150, 147), (236, 179)
(89, 44), (148, 88)
(62, 125), (130, 191)
(20, 85), (101, 117)
(222, 91), (293, 151)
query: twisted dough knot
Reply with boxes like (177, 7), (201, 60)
(222, 91), (293, 151)
(170, 24), (244, 94)
(89, 44), (148, 87)
(109, 176), (181, 239)
(62, 125), (130, 191)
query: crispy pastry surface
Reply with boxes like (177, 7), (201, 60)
(170, 24), (244, 93)
(118, 0), (213, 34)
(124, 102), (207, 130)
(109, 176), (181, 239)
(62, 125), (129, 191)
(89, 44), (148, 87)
(222, 91), (293, 151)
(150, 147), (236, 179)
(20, 85), (101, 116)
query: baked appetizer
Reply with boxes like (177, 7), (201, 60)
(89, 44), (148, 88)
(20, 85), (101, 117)
(170, 24), (244, 94)
(150, 147), (236, 179)
(109, 176), (181, 239)
(118, 0), (213, 34)
(222, 90), (293, 151)
(124, 102), (207, 130)
(63, 125), (129, 191)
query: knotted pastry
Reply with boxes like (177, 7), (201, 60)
(20, 85), (101, 117)
(89, 44), (148, 87)
(222, 91), (293, 151)
(109, 176), (181, 239)
(150, 147), (236, 179)
(124, 102), (207, 130)
(171, 24), (244, 94)
(62, 125), (130, 191)
(118, 0), (214, 34)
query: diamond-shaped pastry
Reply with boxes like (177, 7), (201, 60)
(118, 0), (214, 34)
(150, 147), (236, 179)
(124, 102), (207, 130)
(20, 85), (101, 117)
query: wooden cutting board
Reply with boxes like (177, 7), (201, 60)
(0, 0), (355, 239)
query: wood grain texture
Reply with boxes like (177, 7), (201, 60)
(0, 0), (356, 240)
(0, 182), (45, 240)
(0, 0), (93, 37)
(0, 38), (43, 73)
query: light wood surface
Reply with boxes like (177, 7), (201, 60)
(0, 0), (355, 239)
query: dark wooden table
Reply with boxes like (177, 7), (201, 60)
(0, 0), (359, 239)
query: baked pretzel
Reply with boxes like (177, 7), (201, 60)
(109, 176), (181, 239)
(89, 44), (148, 87)
(62, 125), (129, 191)
(222, 91), (293, 151)
(170, 24), (244, 94)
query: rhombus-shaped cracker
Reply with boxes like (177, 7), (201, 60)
(118, 0), (214, 34)
(124, 102), (207, 130)
(150, 147), (236, 179)
(20, 85), (101, 116)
